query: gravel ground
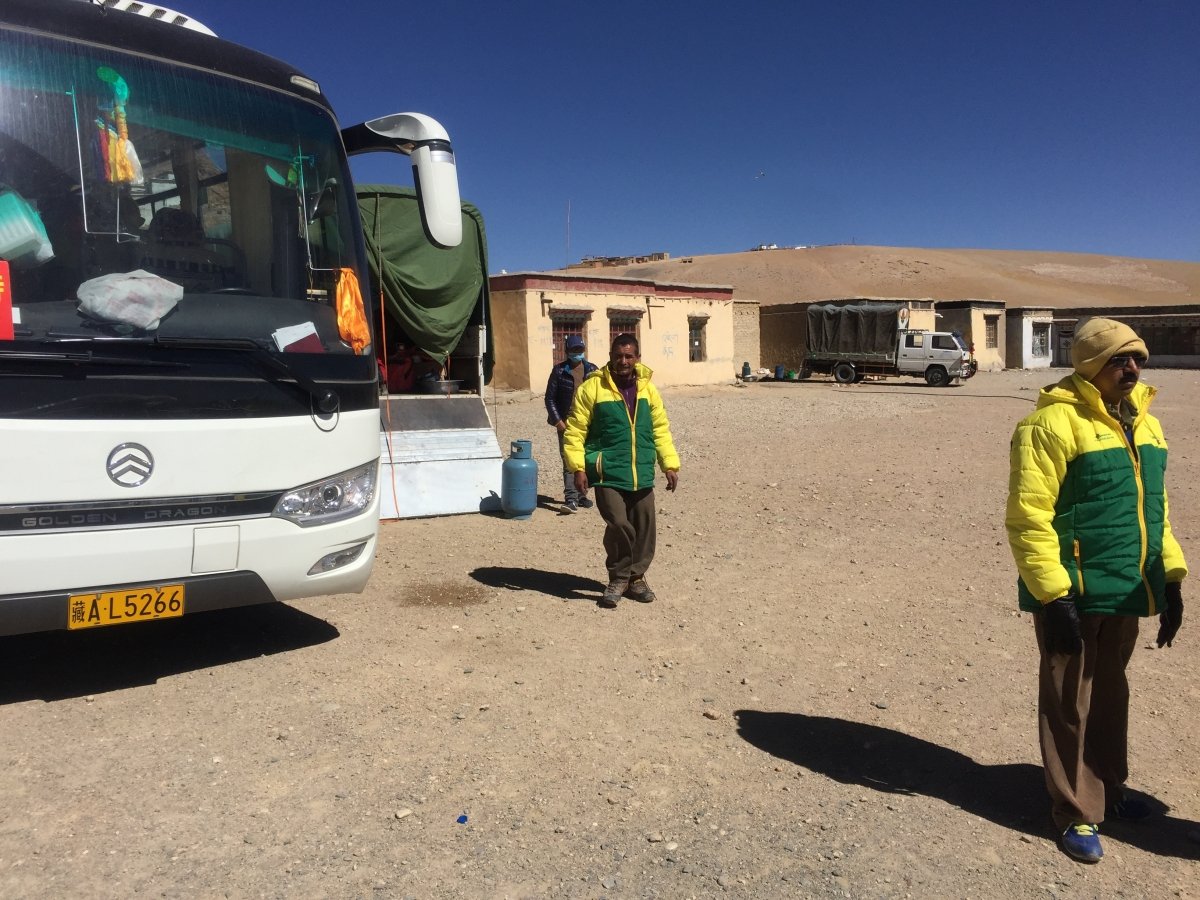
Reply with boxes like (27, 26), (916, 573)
(2, 367), (1199, 899)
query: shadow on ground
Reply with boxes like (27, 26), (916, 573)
(470, 566), (604, 601)
(735, 710), (1199, 859)
(0, 603), (338, 704)
(479, 494), (563, 519)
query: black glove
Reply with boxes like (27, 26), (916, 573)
(1157, 582), (1183, 648)
(1041, 593), (1083, 656)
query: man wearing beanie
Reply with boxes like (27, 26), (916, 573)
(1006, 317), (1188, 863)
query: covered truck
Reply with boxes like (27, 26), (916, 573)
(801, 301), (976, 387)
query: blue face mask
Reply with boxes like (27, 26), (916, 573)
(567, 352), (585, 363)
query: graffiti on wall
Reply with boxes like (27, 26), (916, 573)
(659, 332), (678, 359)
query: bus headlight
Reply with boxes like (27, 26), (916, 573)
(273, 462), (377, 527)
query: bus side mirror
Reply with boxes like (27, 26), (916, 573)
(342, 113), (462, 249)
(408, 140), (461, 249)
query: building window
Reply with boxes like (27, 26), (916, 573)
(1143, 323), (1200, 356)
(550, 315), (589, 361)
(688, 317), (708, 362)
(985, 316), (999, 349)
(609, 318), (641, 349)
(605, 306), (644, 351)
(1032, 323), (1050, 357)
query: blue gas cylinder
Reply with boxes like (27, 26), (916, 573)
(774, 363), (785, 380)
(501, 439), (538, 519)
(741, 361), (752, 379)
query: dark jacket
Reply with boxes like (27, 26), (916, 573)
(545, 358), (598, 425)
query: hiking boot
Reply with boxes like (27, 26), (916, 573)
(1107, 796), (1152, 822)
(599, 579), (628, 609)
(577, 496), (594, 509)
(1061, 823), (1103, 863)
(624, 577), (656, 603)
(563, 499), (578, 514)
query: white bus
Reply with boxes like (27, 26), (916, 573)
(0, 0), (461, 635)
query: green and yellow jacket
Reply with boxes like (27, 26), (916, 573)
(1006, 373), (1187, 616)
(562, 362), (680, 492)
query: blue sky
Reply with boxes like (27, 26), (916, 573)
(180, 0), (1198, 272)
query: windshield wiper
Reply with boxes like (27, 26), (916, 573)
(153, 336), (339, 413)
(0, 348), (188, 368)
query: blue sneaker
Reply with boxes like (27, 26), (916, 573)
(1061, 823), (1103, 863)
(577, 496), (595, 509)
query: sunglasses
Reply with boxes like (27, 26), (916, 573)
(1105, 355), (1146, 369)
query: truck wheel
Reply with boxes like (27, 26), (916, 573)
(924, 366), (949, 387)
(832, 363), (856, 384)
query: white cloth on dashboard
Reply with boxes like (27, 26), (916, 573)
(77, 269), (183, 330)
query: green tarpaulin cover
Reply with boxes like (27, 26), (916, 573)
(356, 184), (491, 377)
(806, 301), (901, 358)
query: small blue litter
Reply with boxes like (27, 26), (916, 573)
(456, 814), (468, 824)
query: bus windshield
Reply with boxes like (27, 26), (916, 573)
(0, 26), (369, 354)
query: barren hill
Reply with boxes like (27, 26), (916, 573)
(581, 245), (1200, 309)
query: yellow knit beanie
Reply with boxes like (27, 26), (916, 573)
(1071, 317), (1149, 380)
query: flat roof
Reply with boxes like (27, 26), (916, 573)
(490, 271), (734, 302)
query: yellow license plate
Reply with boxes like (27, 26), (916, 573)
(67, 584), (185, 630)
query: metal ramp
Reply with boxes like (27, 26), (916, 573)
(378, 395), (502, 519)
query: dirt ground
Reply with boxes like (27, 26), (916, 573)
(2, 367), (1199, 899)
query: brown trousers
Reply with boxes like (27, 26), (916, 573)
(1034, 612), (1139, 828)
(594, 486), (656, 582)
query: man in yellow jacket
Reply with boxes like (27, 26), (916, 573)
(563, 333), (680, 608)
(1006, 317), (1187, 863)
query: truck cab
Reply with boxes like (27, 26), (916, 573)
(896, 330), (973, 386)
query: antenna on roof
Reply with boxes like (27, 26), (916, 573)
(97, 0), (217, 36)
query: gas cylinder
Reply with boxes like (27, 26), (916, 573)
(740, 361), (751, 379)
(501, 439), (538, 519)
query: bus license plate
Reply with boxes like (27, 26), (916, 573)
(67, 584), (185, 630)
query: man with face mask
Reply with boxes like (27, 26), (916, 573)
(1006, 317), (1188, 864)
(545, 334), (598, 512)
